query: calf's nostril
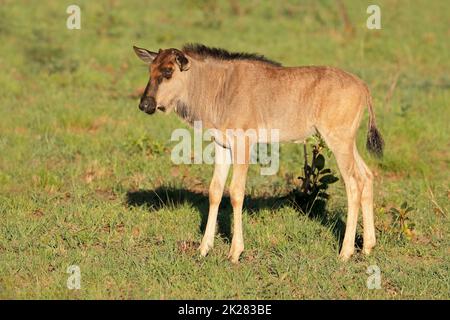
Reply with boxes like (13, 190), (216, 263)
(139, 96), (156, 113)
(139, 100), (149, 110)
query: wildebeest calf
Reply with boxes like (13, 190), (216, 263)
(133, 43), (384, 263)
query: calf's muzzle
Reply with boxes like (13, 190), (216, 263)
(139, 96), (157, 114)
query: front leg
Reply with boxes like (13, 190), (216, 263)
(228, 162), (249, 263)
(227, 136), (251, 263)
(199, 143), (230, 256)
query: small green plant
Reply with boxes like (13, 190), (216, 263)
(389, 201), (416, 240)
(125, 135), (166, 157)
(293, 135), (339, 215)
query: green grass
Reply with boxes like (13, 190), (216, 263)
(0, 0), (449, 299)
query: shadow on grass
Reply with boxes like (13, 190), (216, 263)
(126, 186), (362, 250)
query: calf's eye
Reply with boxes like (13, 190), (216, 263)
(162, 68), (173, 79)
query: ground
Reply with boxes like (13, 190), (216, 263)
(0, 0), (448, 299)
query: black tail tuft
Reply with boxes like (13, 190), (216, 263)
(366, 125), (384, 157)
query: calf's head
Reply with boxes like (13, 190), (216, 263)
(133, 46), (190, 114)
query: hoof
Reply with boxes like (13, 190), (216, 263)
(198, 240), (213, 257)
(228, 243), (244, 264)
(339, 248), (354, 262)
(363, 245), (375, 256)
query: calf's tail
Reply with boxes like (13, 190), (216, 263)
(365, 92), (384, 157)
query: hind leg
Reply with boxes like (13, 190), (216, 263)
(335, 148), (363, 261)
(319, 130), (364, 261)
(354, 150), (376, 254)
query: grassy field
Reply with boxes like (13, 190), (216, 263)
(0, 0), (448, 299)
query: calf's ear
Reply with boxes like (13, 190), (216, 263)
(133, 46), (158, 64)
(175, 52), (190, 71)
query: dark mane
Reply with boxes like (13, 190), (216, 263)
(182, 43), (282, 67)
